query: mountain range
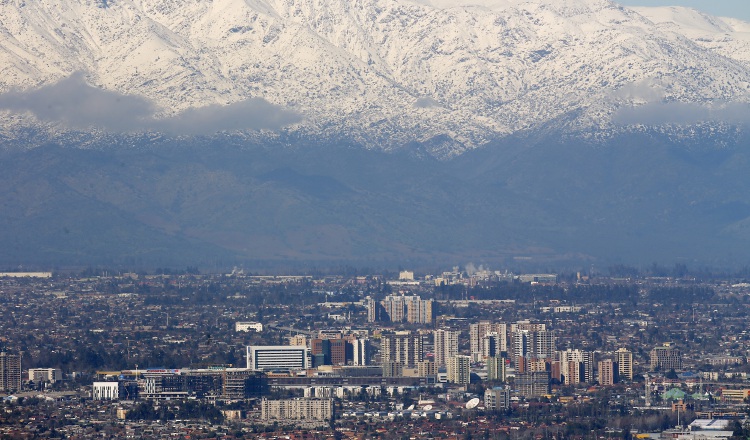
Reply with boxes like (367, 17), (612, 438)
(1, 0), (749, 270)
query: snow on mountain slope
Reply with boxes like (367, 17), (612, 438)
(0, 0), (749, 156)
(633, 6), (750, 68)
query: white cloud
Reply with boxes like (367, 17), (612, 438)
(613, 101), (750, 126)
(0, 73), (301, 134)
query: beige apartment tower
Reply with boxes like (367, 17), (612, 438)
(446, 355), (471, 385)
(616, 348), (633, 380)
(433, 329), (459, 366)
(380, 332), (423, 367)
(470, 321), (507, 362)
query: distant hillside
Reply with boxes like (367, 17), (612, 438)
(2, 128), (750, 269)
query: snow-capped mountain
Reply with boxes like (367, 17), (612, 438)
(633, 6), (750, 68)
(1, 0), (749, 156)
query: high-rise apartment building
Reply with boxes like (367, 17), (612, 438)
(367, 297), (381, 322)
(558, 349), (594, 384)
(380, 332), (424, 367)
(288, 335), (308, 348)
(367, 295), (434, 324)
(482, 332), (503, 359)
(446, 355), (471, 385)
(470, 321), (507, 362)
(486, 356), (506, 382)
(352, 338), (371, 366)
(0, 352), (21, 392)
(533, 331), (556, 359)
(512, 329), (555, 367)
(598, 359), (618, 386)
(417, 360), (437, 377)
(484, 387), (510, 411)
(616, 348), (633, 380)
(382, 361), (403, 377)
(383, 295), (406, 322)
(512, 331), (529, 365)
(515, 372), (550, 398)
(511, 321), (547, 333)
(433, 329), (459, 366)
(407, 298), (434, 324)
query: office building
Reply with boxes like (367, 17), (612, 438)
(650, 343), (682, 371)
(222, 369), (260, 400)
(311, 338), (348, 366)
(247, 345), (309, 371)
(92, 382), (120, 400)
(311, 339), (329, 366)
(28, 368), (63, 383)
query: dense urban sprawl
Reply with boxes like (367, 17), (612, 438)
(1, 267), (750, 439)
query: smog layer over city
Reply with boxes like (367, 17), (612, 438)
(2, 0), (750, 438)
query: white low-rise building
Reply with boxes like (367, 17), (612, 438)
(28, 368), (63, 383)
(235, 322), (263, 332)
(247, 345), (308, 370)
(92, 382), (119, 400)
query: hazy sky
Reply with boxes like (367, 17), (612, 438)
(620, 1), (750, 22)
